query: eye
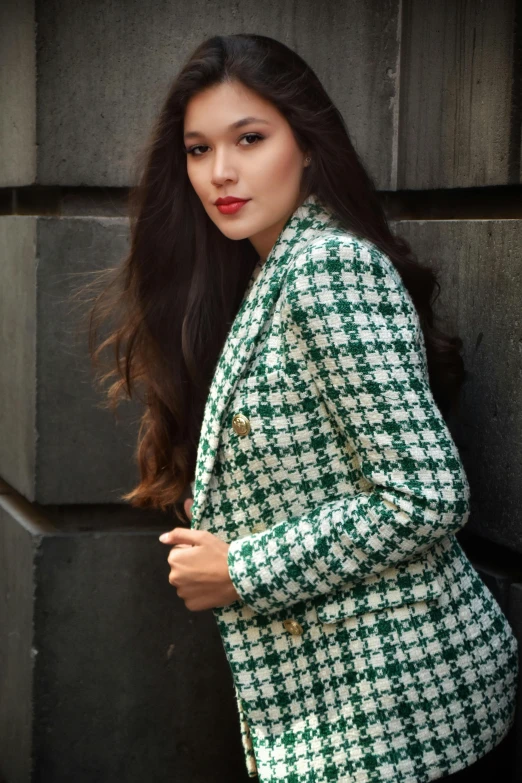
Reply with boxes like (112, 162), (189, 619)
(239, 132), (264, 147)
(184, 144), (209, 157)
(184, 133), (265, 157)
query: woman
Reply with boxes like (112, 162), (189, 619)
(89, 34), (518, 783)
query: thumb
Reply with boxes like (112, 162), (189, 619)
(158, 527), (203, 545)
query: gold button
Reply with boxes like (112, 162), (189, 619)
(232, 413), (251, 436)
(282, 619), (304, 636)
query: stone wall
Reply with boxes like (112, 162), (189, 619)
(1, 0), (521, 780)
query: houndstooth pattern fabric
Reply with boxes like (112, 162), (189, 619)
(189, 194), (519, 782)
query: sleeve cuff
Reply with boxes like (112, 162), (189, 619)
(227, 534), (275, 614)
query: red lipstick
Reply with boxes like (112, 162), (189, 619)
(215, 196), (250, 215)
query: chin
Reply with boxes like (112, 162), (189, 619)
(221, 228), (252, 242)
(216, 220), (254, 241)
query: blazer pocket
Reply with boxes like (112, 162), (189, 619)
(225, 368), (294, 457)
(314, 549), (443, 624)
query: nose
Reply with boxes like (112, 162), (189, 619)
(210, 148), (238, 187)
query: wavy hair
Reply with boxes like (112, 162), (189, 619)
(87, 33), (466, 521)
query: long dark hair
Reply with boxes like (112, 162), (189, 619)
(87, 33), (466, 520)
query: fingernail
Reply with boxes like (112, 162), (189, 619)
(159, 533), (169, 542)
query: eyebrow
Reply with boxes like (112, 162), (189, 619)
(183, 116), (271, 141)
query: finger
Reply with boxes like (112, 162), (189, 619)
(167, 546), (190, 565)
(159, 527), (205, 545)
(167, 544), (193, 560)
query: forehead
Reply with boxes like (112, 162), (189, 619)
(183, 81), (280, 132)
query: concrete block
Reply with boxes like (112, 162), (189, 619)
(0, 215), (143, 504)
(398, 0), (516, 189)
(391, 219), (522, 554)
(3, 0), (400, 189)
(2, 1), (518, 189)
(0, 0), (36, 185)
(289, 0), (401, 191)
(0, 486), (251, 783)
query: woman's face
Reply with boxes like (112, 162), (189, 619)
(183, 80), (310, 261)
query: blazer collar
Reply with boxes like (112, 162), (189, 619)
(190, 192), (343, 529)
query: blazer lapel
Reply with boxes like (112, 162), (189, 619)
(190, 193), (342, 530)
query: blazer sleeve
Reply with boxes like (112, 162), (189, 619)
(226, 235), (471, 616)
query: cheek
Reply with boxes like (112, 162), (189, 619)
(259, 143), (302, 186)
(186, 162), (201, 192)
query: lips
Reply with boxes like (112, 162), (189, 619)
(215, 197), (249, 205)
(215, 198), (250, 215)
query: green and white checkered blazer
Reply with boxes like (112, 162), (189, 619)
(189, 194), (518, 782)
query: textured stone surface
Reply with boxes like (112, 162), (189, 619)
(0, 0), (401, 189)
(0, 485), (250, 783)
(0, 0), (36, 185)
(2, 1), (519, 190)
(0, 218), (37, 499)
(398, 0), (516, 189)
(0, 216), (143, 504)
(391, 219), (522, 553)
(0, 489), (45, 783)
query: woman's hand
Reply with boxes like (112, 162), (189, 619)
(158, 496), (242, 611)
